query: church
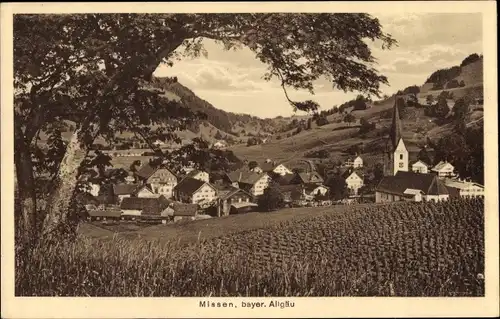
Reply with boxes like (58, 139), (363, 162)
(375, 97), (450, 203)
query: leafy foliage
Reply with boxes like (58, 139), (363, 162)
(258, 182), (285, 211)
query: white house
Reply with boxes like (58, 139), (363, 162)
(411, 160), (429, 174)
(226, 170), (272, 196)
(186, 170), (210, 183)
(431, 161), (456, 178)
(134, 185), (159, 198)
(272, 163), (293, 176)
(174, 177), (218, 204)
(303, 184), (329, 200)
(342, 170), (364, 195)
(136, 164), (178, 198)
(443, 178), (485, 198)
(353, 156), (363, 168)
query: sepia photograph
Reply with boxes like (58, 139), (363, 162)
(1, 1), (499, 318)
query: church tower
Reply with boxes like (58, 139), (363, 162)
(384, 96), (409, 176)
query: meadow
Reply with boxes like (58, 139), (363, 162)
(16, 198), (484, 297)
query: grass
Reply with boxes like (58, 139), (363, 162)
(16, 198), (484, 297)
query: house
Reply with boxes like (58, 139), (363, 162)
(290, 171), (324, 185)
(278, 184), (306, 204)
(225, 170), (272, 196)
(443, 178), (484, 198)
(113, 183), (141, 204)
(88, 182), (101, 197)
(172, 202), (199, 222)
(303, 184), (329, 200)
(256, 162), (292, 176)
(120, 196), (170, 218)
(135, 164), (178, 198)
(216, 186), (256, 216)
(431, 161), (456, 178)
(185, 169), (210, 183)
(341, 169), (364, 195)
(411, 160), (429, 174)
(174, 177), (218, 204)
(212, 140), (227, 149)
(353, 156), (363, 168)
(375, 171), (450, 203)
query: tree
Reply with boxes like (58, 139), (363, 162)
(426, 95), (435, 106)
(306, 118), (313, 130)
(325, 174), (348, 200)
(435, 96), (450, 118)
(372, 163), (384, 185)
(343, 113), (356, 126)
(14, 13), (396, 245)
(129, 160), (142, 173)
(453, 97), (470, 121)
(214, 131), (223, 140)
(417, 147), (432, 166)
(258, 182), (285, 211)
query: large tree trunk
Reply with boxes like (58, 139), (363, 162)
(41, 124), (97, 239)
(14, 123), (38, 247)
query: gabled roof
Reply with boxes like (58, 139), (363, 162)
(227, 170), (268, 186)
(186, 169), (207, 178)
(174, 177), (215, 195)
(376, 171), (449, 196)
(120, 196), (170, 215)
(340, 168), (364, 180)
(296, 171), (324, 184)
(113, 183), (140, 195)
(303, 184), (329, 193)
(259, 162), (275, 172)
(412, 160), (429, 167)
(136, 163), (176, 180)
(432, 161), (454, 172)
(218, 186), (253, 200)
(172, 202), (198, 216)
(276, 173), (295, 185)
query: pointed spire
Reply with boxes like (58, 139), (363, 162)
(389, 96), (403, 150)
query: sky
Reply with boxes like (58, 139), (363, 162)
(153, 13), (483, 119)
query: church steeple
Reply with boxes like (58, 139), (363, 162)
(389, 96), (403, 151)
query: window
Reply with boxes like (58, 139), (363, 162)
(399, 162), (404, 168)
(400, 154), (403, 160)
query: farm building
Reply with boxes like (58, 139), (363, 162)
(174, 177), (218, 204)
(216, 186), (255, 216)
(225, 170), (272, 196)
(431, 161), (456, 178)
(113, 183), (142, 203)
(135, 163), (178, 198)
(303, 184), (329, 199)
(120, 196), (171, 218)
(375, 171), (450, 203)
(443, 178), (484, 198)
(411, 160), (429, 174)
(86, 208), (122, 221)
(345, 156), (363, 168)
(172, 202), (199, 222)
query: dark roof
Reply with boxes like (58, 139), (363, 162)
(304, 184), (329, 193)
(87, 209), (122, 218)
(259, 162), (275, 172)
(376, 171), (449, 196)
(113, 183), (140, 195)
(120, 196), (170, 215)
(172, 202), (198, 216)
(218, 186), (253, 200)
(296, 171), (324, 184)
(389, 96), (403, 151)
(446, 186), (461, 199)
(186, 170), (206, 178)
(75, 192), (100, 205)
(340, 168), (364, 179)
(135, 163), (157, 179)
(174, 177), (213, 195)
(276, 173), (295, 185)
(227, 170), (267, 186)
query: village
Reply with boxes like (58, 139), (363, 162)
(80, 99), (485, 225)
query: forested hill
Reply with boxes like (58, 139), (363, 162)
(151, 77), (287, 137)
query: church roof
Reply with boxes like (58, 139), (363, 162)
(376, 171), (449, 196)
(388, 96), (404, 151)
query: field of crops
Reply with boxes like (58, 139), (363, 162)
(16, 198), (484, 297)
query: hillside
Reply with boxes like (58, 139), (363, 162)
(230, 54), (484, 167)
